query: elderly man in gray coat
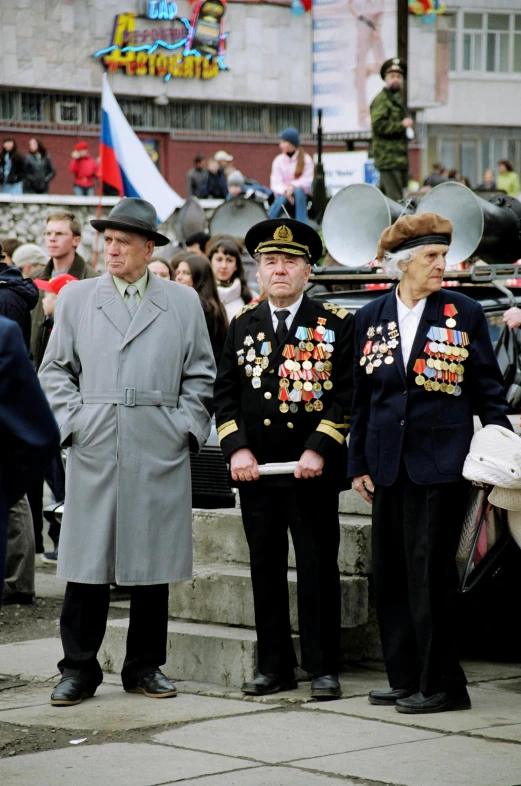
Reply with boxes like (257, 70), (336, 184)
(39, 198), (215, 706)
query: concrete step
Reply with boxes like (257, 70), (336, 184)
(339, 489), (373, 516)
(168, 565), (368, 631)
(100, 616), (380, 687)
(192, 508), (371, 575)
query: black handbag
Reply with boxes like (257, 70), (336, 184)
(495, 324), (521, 411)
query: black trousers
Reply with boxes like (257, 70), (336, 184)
(59, 582), (169, 692)
(239, 480), (341, 676)
(372, 469), (469, 695)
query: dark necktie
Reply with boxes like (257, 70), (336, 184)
(274, 309), (290, 345)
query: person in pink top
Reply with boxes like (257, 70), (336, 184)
(69, 141), (99, 196)
(268, 128), (314, 225)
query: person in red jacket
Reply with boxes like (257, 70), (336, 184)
(69, 142), (98, 196)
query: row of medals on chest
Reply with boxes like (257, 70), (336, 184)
(237, 318), (334, 414)
(414, 325), (470, 396)
(360, 322), (399, 374)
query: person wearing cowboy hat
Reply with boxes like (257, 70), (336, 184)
(40, 198), (215, 707)
(370, 57), (413, 203)
(348, 212), (512, 714)
(214, 218), (354, 699)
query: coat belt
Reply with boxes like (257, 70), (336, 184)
(81, 389), (178, 407)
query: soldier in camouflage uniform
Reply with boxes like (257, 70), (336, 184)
(370, 58), (413, 204)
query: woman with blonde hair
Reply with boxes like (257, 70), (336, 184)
(268, 128), (314, 224)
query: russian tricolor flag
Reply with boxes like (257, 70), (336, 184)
(100, 74), (183, 223)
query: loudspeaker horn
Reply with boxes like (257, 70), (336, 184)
(322, 184), (415, 267)
(175, 197), (206, 243)
(417, 181), (521, 265)
(209, 196), (267, 239)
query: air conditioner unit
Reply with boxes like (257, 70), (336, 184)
(56, 102), (82, 125)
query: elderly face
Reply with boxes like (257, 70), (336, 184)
(400, 244), (448, 295)
(258, 252), (310, 305)
(104, 229), (155, 282)
(385, 70), (404, 92)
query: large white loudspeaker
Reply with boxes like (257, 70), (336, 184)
(417, 181), (521, 266)
(322, 184), (414, 267)
(209, 197), (267, 239)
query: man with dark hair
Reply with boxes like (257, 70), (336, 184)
(186, 154), (207, 198)
(0, 238), (22, 265)
(423, 162), (448, 188)
(185, 231), (211, 256)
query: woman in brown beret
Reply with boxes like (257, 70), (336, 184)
(348, 212), (511, 714)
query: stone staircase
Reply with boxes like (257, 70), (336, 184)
(100, 490), (380, 687)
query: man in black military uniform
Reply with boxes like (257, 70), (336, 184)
(214, 219), (353, 699)
(370, 57), (413, 203)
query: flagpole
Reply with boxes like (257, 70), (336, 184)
(92, 79), (107, 271)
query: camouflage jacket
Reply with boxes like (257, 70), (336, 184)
(370, 87), (408, 172)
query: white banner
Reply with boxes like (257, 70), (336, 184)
(316, 151), (379, 194)
(313, 0), (397, 136)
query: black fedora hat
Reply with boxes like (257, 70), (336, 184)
(90, 198), (170, 246)
(245, 219), (323, 265)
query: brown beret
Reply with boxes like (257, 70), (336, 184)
(376, 212), (453, 259)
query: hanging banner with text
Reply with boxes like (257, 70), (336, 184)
(313, 0), (397, 137)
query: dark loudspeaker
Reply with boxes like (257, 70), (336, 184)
(417, 181), (521, 265)
(322, 184), (414, 267)
(209, 197), (267, 239)
(175, 198), (206, 243)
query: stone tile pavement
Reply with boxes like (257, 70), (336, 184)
(1, 571), (521, 785)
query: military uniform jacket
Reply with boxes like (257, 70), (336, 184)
(347, 288), (511, 487)
(370, 87), (408, 172)
(214, 295), (354, 487)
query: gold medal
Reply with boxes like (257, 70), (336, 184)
(323, 361), (332, 371)
(279, 378), (290, 388)
(426, 358), (436, 368)
(434, 359), (443, 371)
(279, 402), (289, 413)
(313, 400), (324, 411)
(455, 363), (465, 375)
(446, 317), (457, 328)
(293, 380), (303, 390)
(360, 357), (367, 366)
(305, 341), (314, 352)
(448, 363), (457, 373)
(384, 355), (394, 365)
(446, 383), (455, 394)
(452, 346), (460, 357)
(312, 382), (322, 392)
(305, 402), (314, 412)
(440, 382), (448, 392)
(460, 347), (469, 359)
(441, 361), (449, 371)
(323, 380), (333, 390)
(424, 380), (433, 391)
(432, 381), (440, 391)
(415, 375), (426, 386)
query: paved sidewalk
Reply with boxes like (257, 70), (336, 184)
(1, 570), (520, 785)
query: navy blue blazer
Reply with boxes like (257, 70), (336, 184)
(0, 317), (59, 594)
(347, 288), (511, 486)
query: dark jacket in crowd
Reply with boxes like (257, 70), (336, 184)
(0, 316), (60, 598)
(203, 305), (227, 367)
(31, 252), (100, 369)
(199, 168), (228, 199)
(186, 166), (206, 198)
(0, 263), (39, 348)
(24, 152), (56, 194)
(370, 87), (409, 172)
(424, 172), (448, 187)
(0, 150), (26, 186)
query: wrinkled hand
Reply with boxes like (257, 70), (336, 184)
(353, 474), (375, 504)
(294, 449), (325, 480)
(402, 118), (414, 129)
(503, 307), (521, 331)
(230, 448), (259, 482)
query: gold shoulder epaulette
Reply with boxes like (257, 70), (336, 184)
(236, 302), (259, 318)
(322, 302), (349, 320)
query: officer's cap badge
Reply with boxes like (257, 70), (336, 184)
(273, 225), (293, 243)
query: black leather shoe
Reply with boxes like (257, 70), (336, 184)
(395, 689), (471, 714)
(311, 674), (342, 700)
(242, 672), (297, 695)
(125, 670), (177, 698)
(368, 686), (417, 706)
(2, 592), (34, 606)
(50, 678), (94, 706)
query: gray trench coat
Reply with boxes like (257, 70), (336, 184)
(39, 272), (215, 585)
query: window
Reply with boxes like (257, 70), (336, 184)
(450, 10), (521, 75)
(0, 91), (15, 120)
(21, 93), (44, 122)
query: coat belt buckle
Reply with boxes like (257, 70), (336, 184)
(124, 387), (136, 407)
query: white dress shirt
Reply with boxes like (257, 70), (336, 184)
(395, 288), (426, 367)
(269, 294), (303, 333)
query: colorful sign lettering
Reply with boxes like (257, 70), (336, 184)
(93, 3), (227, 82)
